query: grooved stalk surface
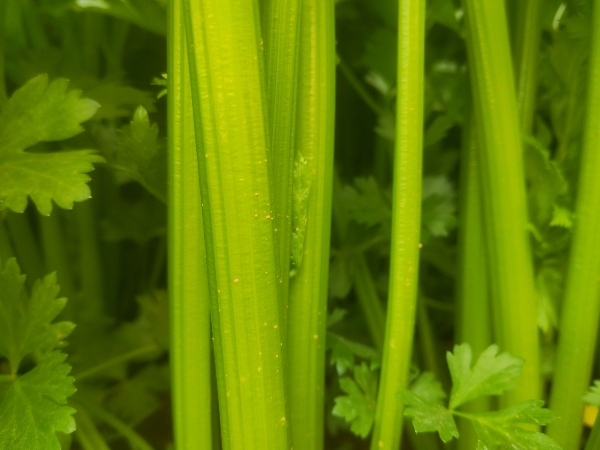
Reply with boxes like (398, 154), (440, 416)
(287, 0), (335, 448)
(462, 0), (540, 405)
(547, 2), (600, 448)
(167, 1), (212, 448)
(183, 1), (290, 448)
(369, 1), (425, 448)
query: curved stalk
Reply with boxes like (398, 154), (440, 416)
(369, 1), (425, 448)
(461, 0), (540, 405)
(167, 1), (213, 448)
(287, 0), (335, 448)
(547, 2), (600, 448)
(183, 0), (290, 447)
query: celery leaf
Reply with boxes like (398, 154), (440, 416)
(584, 380), (600, 406)
(0, 75), (103, 215)
(448, 343), (523, 409)
(0, 258), (74, 372)
(400, 373), (458, 442)
(469, 401), (560, 450)
(0, 351), (76, 450)
(332, 362), (378, 438)
(0, 258), (76, 449)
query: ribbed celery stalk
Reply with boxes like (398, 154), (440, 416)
(167, 0), (212, 448)
(287, 0), (335, 448)
(585, 419), (600, 450)
(462, 0), (540, 404)
(369, 0), (425, 448)
(183, 1), (290, 448)
(261, 0), (302, 332)
(455, 119), (492, 450)
(547, 2), (600, 448)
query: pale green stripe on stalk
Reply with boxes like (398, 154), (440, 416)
(369, 0), (425, 448)
(547, 2), (600, 448)
(183, 0), (290, 448)
(287, 0), (335, 448)
(167, 0), (212, 448)
(461, 0), (540, 405)
(260, 0), (302, 339)
(513, 0), (542, 135)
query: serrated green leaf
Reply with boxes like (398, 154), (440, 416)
(290, 151), (312, 277)
(108, 106), (166, 202)
(0, 258), (74, 372)
(448, 344), (523, 409)
(332, 362), (378, 438)
(0, 351), (76, 450)
(400, 373), (458, 442)
(549, 204), (573, 228)
(0, 76), (103, 215)
(0, 76), (98, 152)
(468, 400), (560, 450)
(338, 177), (391, 228)
(327, 332), (379, 375)
(421, 176), (457, 240)
(584, 380), (600, 406)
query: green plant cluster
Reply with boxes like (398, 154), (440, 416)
(2, 0), (600, 449)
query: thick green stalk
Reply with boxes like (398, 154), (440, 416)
(455, 119), (492, 450)
(167, 1), (213, 448)
(547, 2), (600, 448)
(350, 254), (385, 350)
(513, 0), (542, 134)
(168, 6), (214, 449)
(261, 0), (302, 333)
(183, 1), (290, 448)
(369, 0), (425, 448)
(286, 0), (335, 448)
(462, 0), (540, 405)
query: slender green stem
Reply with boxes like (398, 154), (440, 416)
(462, 0), (540, 405)
(39, 213), (76, 302)
(75, 201), (105, 318)
(74, 407), (111, 450)
(0, 0), (7, 106)
(456, 118), (492, 450)
(338, 59), (387, 116)
(74, 399), (155, 450)
(287, 0), (335, 448)
(183, 0), (290, 447)
(416, 297), (443, 386)
(73, 344), (159, 381)
(167, 2), (213, 449)
(350, 253), (385, 350)
(5, 212), (44, 284)
(547, 2), (600, 448)
(0, 219), (14, 261)
(261, 0), (302, 343)
(513, 0), (542, 135)
(585, 417), (600, 450)
(369, 1), (425, 448)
